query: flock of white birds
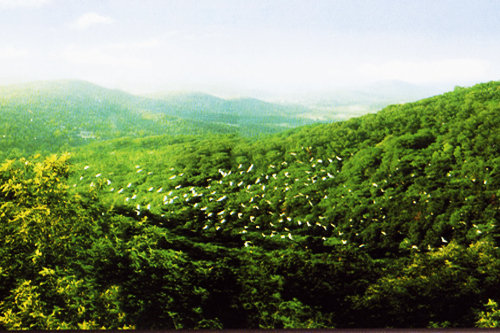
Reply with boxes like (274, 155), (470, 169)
(72, 145), (491, 249)
(73, 147), (354, 247)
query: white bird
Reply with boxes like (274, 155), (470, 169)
(244, 241), (252, 247)
(96, 173), (101, 177)
(147, 203), (151, 210)
(247, 164), (254, 173)
(441, 237), (448, 243)
(118, 188), (124, 193)
(136, 204), (140, 210)
(127, 183), (132, 187)
(336, 156), (342, 161)
(136, 169), (142, 173)
(80, 176), (84, 180)
(217, 196), (227, 202)
(84, 166), (90, 170)
(107, 179), (111, 185)
(131, 194), (137, 199)
(157, 187), (163, 193)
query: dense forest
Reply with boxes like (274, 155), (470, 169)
(2, 81), (500, 329)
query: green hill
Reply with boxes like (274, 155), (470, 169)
(2, 81), (500, 329)
(0, 80), (318, 160)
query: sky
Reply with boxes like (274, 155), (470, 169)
(0, 0), (499, 95)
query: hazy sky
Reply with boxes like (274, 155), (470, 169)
(0, 0), (499, 94)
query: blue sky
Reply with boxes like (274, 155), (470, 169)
(0, 0), (499, 94)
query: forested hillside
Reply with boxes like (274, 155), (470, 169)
(0, 80), (317, 160)
(2, 81), (500, 329)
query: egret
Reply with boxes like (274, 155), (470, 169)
(441, 237), (448, 243)
(157, 187), (163, 193)
(127, 183), (132, 187)
(169, 175), (176, 180)
(107, 179), (111, 185)
(118, 188), (124, 193)
(96, 173), (101, 177)
(84, 166), (90, 170)
(247, 164), (254, 173)
(148, 187), (154, 191)
(137, 169), (142, 173)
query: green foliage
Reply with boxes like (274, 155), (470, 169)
(477, 299), (500, 327)
(3, 81), (500, 328)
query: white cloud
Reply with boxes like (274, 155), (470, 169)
(63, 45), (150, 69)
(0, 0), (51, 9)
(0, 45), (28, 58)
(358, 59), (489, 84)
(70, 12), (114, 31)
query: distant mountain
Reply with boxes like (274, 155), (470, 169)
(0, 80), (319, 159)
(264, 80), (451, 121)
